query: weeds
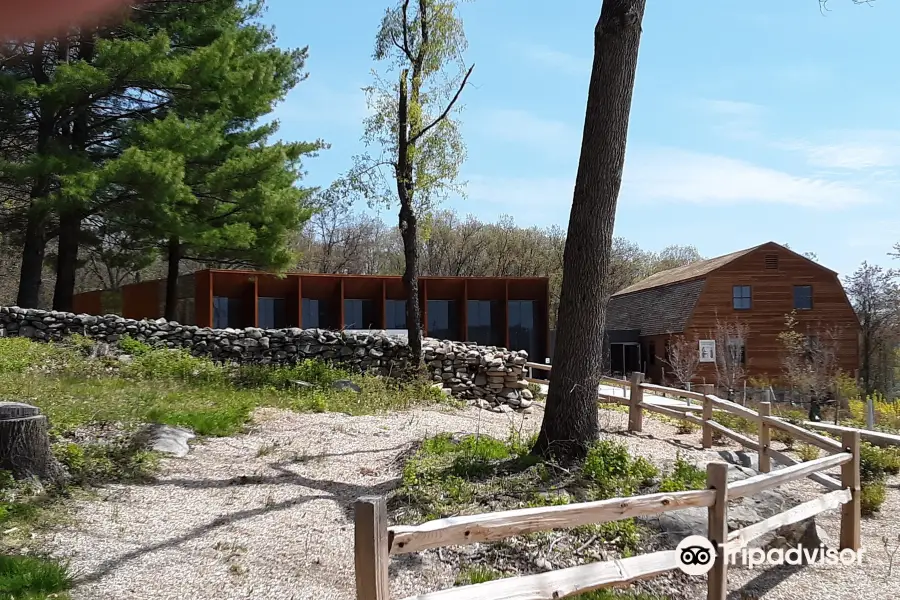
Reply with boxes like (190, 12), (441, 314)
(658, 453), (706, 493)
(861, 480), (887, 516)
(0, 555), (72, 600)
(796, 444), (820, 462)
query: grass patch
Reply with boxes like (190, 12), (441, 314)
(0, 554), (72, 600)
(0, 338), (447, 440)
(658, 454), (706, 493)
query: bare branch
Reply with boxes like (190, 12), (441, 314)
(409, 63), (474, 144)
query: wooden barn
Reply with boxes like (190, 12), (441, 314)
(605, 242), (860, 385)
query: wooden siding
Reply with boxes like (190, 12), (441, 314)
(681, 243), (859, 383)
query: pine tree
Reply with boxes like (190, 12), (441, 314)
(0, 0), (319, 311)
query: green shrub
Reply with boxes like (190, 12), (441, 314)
(771, 428), (795, 449)
(0, 554), (72, 599)
(583, 440), (659, 499)
(861, 480), (887, 516)
(860, 443), (900, 481)
(527, 382), (543, 398)
(658, 454), (706, 493)
(67, 333), (97, 354)
(118, 335), (152, 356)
(122, 348), (224, 383)
(797, 444), (819, 462)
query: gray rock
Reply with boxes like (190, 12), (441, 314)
(143, 424), (195, 457)
(331, 379), (362, 393)
(643, 461), (831, 565)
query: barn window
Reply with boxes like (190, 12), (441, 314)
(794, 285), (813, 310)
(765, 254), (779, 269)
(732, 285), (752, 310)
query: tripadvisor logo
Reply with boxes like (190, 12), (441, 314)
(675, 535), (865, 574)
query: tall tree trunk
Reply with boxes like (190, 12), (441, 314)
(17, 39), (53, 309)
(534, 0), (647, 461)
(165, 237), (181, 321)
(396, 68), (424, 366)
(52, 214), (80, 311)
(52, 30), (94, 313)
(17, 207), (47, 308)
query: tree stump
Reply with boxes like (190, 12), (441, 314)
(0, 402), (66, 483)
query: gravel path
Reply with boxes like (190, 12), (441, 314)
(47, 404), (900, 600)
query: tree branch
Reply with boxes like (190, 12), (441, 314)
(409, 63), (474, 145)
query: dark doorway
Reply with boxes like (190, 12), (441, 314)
(609, 342), (641, 377)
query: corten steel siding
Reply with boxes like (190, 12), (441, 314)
(72, 290), (104, 316)
(194, 270), (551, 361)
(122, 281), (163, 321)
(683, 244), (860, 383)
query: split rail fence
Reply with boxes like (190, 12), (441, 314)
(355, 367), (864, 600)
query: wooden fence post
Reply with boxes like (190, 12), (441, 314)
(702, 395), (713, 449)
(758, 402), (771, 473)
(354, 496), (390, 600)
(628, 372), (644, 433)
(840, 431), (861, 552)
(707, 462), (729, 600)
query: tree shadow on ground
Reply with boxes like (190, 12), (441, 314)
(73, 448), (410, 585)
(728, 563), (806, 599)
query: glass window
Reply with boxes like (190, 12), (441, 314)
(427, 300), (458, 341)
(732, 285), (751, 310)
(344, 299), (377, 329)
(726, 337), (746, 365)
(301, 298), (319, 329)
(794, 285), (813, 310)
(508, 300), (537, 357)
(257, 297), (286, 329)
(385, 299), (407, 330)
(213, 296), (242, 329)
(467, 300), (499, 346)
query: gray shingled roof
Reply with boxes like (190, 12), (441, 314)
(606, 279), (706, 336)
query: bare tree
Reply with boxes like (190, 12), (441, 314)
(778, 311), (843, 403)
(662, 333), (700, 390)
(712, 315), (749, 398)
(845, 261), (900, 397)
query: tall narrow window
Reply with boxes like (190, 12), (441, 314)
(213, 296), (242, 329)
(301, 298), (320, 329)
(344, 299), (376, 329)
(732, 285), (752, 310)
(257, 297), (286, 329)
(508, 300), (537, 358)
(794, 285), (813, 310)
(467, 300), (499, 346)
(385, 299), (407, 330)
(427, 300), (458, 341)
(726, 337), (746, 365)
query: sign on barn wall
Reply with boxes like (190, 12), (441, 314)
(699, 339), (716, 363)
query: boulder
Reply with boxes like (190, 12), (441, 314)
(641, 462), (830, 566)
(142, 424), (195, 458)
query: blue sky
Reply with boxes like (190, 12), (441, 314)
(264, 0), (900, 277)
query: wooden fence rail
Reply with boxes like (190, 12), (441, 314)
(354, 373), (871, 600)
(355, 434), (860, 600)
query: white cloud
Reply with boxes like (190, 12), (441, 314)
(622, 147), (874, 209)
(470, 108), (580, 153)
(515, 44), (591, 76)
(781, 130), (900, 171)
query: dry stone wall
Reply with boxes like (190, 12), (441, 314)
(0, 306), (534, 412)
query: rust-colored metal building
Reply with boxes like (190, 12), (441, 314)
(72, 270), (552, 361)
